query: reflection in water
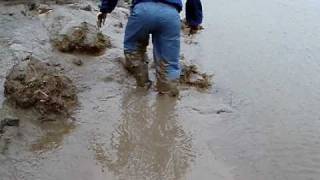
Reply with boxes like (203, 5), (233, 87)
(93, 90), (195, 180)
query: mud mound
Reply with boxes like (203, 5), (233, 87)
(52, 22), (111, 54)
(4, 57), (78, 118)
(180, 63), (213, 89)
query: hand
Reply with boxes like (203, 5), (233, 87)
(97, 12), (107, 29)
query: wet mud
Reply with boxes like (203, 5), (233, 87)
(0, 99), (75, 156)
(0, 1), (238, 180)
(4, 56), (77, 119)
(52, 22), (111, 54)
(91, 94), (194, 180)
(180, 62), (213, 89)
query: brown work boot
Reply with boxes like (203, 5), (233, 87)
(124, 52), (151, 88)
(156, 79), (180, 97)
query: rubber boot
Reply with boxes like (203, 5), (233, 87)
(156, 78), (179, 97)
(124, 52), (151, 88)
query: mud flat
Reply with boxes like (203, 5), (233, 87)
(0, 1), (237, 180)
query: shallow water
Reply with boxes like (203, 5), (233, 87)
(1, 0), (320, 180)
(191, 0), (320, 179)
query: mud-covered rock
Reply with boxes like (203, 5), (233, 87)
(52, 22), (111, 54)
(180, 63), (213, 89)
(4, 57), (78, 118)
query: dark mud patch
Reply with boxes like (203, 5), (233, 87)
(180, 63), (213, 89)
(0, 116), (20, 155)
(52, 22), (111, 55)
(4, 56), (78, 120)
(0, 117), (19, 134)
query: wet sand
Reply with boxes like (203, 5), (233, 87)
(1, 0), (320, 180)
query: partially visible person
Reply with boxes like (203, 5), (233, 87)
(185, 0), (203, 35)
(97, 0), (203, 96)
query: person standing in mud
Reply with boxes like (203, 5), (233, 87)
(97, 0), (203, 96)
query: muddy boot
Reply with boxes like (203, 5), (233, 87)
(156, 79), (180, 97)
(124, 52), (151, 88)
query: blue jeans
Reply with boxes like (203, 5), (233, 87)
(124, 2), (181, 81)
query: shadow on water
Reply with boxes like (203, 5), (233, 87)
(92, 89), (195, 180)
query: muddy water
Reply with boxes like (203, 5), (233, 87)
(1, 0), (320, 180)
(189, 0), (320, 179)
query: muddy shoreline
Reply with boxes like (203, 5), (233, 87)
(3, 0), (320, 179)
(0, 1), (235, 180)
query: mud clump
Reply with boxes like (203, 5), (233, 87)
(180, 63), (213, 89)
(4, 57), (78, 119)
(52, 22), (111, 55)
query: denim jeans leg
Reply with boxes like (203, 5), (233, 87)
(123, 4), (151, 87)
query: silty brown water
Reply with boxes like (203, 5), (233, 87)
(1, 0), (320, 180)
